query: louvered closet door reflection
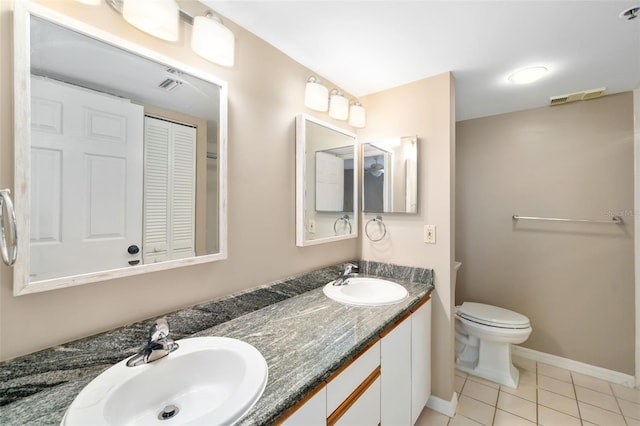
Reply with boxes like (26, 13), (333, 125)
(143, 116), (196, 264)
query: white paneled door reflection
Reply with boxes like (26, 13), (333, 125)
(30, 76), (143, 281)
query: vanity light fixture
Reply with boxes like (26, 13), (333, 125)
(191, 13), (235, 67)
(348, 101), (366, 128)
(508, 66), (548, 85)
(123, 0), (180, 42)
(304, 76), (329, 112)
(100, 0), (236, 67)
(328, 89), (349, 120)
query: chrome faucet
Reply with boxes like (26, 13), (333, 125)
(333, 263), (359, 286)
(126, 318), (179, 367)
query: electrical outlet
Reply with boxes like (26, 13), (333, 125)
(424, 225), (436, 244)
(308, 220), (316, 234)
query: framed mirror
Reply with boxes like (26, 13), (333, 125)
(362, 136), (418, 214)
(296, 114), (358, 246)
(12, 2), (227, 295)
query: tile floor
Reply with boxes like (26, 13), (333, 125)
(416, 355), (640, 426)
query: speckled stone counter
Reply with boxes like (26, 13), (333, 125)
(0, 261), (433, 425)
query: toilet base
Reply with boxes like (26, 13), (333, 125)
(455, 339), (520, 389)
(456, 361), (520, 389)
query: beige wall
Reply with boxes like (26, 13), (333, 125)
(0, 0), (360, 361)
(456, 93), (635, 375)
(359, 73), (456, 402)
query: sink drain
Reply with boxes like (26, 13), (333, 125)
(158, 405), (179, 420)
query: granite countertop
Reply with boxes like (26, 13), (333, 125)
(0, 261), (433, 425)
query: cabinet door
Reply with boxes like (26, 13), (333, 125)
(280, 386), (326, 426)
(381, 314), (412, 425)
(411, 299), (432, 424)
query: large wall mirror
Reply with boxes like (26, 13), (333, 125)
(12, 2), (227, 295)
(362, 136), (418, 214)
(296, 114), (358, 246)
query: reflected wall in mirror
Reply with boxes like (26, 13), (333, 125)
(13, 3), (228, 294)
(362, 136), (418, 213)
(296, 114), (358, 246)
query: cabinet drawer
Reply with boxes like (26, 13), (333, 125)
(326, 339), (381, 414)
(332, 375), (381, 426)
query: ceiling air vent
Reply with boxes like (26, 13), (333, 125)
(549, 87), (606, 106)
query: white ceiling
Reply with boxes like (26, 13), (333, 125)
(205, 0), (640, 121)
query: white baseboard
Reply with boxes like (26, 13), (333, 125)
(513, 345), (636, 387)
(426, 391), (458, 418)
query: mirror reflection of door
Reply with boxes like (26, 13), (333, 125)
(30, 76), (143, 281)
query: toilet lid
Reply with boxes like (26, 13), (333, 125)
(457, 302), (530, 328)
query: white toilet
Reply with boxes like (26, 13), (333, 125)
(455, 302), (532, 388)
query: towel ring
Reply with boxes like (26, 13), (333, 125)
(0, 189), (18, 266)
(365, 215), (387, 242)
(333, 214), (352, 235)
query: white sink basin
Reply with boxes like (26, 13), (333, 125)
(323, 277), (408, 306)
(62, 337), (268, 426)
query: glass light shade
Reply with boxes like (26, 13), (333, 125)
(191, 15), (235, 67)
(329, 92), (349, 120)
(75, 0), (102, 5)
(348, 103), (366, 128)
(304, 79), (329, 112)
(508, 66), (548, 84)
(123, 0), (179, 42)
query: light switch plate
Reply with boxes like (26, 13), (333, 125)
(424, 225), (436, 243)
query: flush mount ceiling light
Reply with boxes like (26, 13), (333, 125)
(191, 13), (235, 67)
(329, 89), (349, 120)
(349, 101), (366, 128)
(304, 76), (329, 112)
(508, 66), (548, 85)
(123, 0), (179, 42)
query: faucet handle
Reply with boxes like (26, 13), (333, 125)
(344, 263), (359, 273)
(149, 318), (170, 342)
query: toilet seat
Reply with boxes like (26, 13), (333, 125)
(457, 302), (530, 329)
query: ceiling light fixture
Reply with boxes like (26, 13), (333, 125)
(620, 6), (640, 20)
(508, 66), (548, 85)
(191, 13), (235, 67)
(304, 77), (329, 112)
(328, 89), (349, 120)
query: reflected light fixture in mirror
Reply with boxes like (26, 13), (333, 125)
(123, 0), (179, 42)
(329, 89), (349, 120)
(192, 14), (235, 67)
(349, 101), (366, 128)
(304, 76), (329, 111)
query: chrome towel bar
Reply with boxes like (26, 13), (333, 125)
(512, 215), (623, 224)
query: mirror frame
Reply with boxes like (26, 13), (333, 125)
(361, 136), (419, 214)
(12, 1), (228, 295)
(295, 114), (358, 246)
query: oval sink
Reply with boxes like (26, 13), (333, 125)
(323, 277), (408, 306)
(62, 337), (268, 426)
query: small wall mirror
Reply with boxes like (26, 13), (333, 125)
(296, 114), (358, 246)
(12, 3), (227, 294)
(362, 136), (418, 213)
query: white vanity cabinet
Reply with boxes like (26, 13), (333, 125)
(380, 297), (432, 426)
(381, 312), (412, 425)
(411, 298), (432, 424)
(280, 386), (327, 426)
(277, 296), (431, 426)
